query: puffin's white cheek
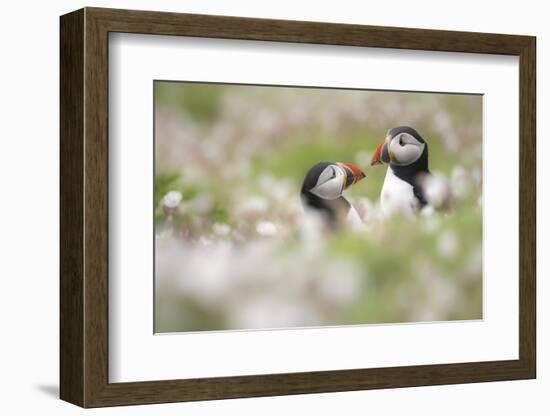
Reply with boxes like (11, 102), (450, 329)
(310, 178), (343, 200)
(390, 142), (423, 165)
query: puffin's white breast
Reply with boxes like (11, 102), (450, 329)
(380, 168), (417, 218)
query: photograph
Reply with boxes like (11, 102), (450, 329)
(153, 81), (483, 333)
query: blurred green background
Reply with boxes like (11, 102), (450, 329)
(154, 81), (483, 333)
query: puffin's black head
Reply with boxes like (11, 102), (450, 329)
(301, 162), (366, 200)
(371, 126), (428, 169)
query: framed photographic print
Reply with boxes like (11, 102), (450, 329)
(60, 7), (536, 408)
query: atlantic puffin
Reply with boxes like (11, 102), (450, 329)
(370, 126), (437, 217)
(301, 162), (366, 229)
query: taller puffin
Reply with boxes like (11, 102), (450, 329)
(370, 126), (432, 217)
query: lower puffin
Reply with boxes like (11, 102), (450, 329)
(370, 126), (446, 217)
(301, 162), (366, 230)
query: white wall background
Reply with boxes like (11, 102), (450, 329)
(0, 0), (545, 414)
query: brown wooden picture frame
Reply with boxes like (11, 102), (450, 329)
(60, 7), (536, 408)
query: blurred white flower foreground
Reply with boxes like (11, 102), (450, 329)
(156, 213), (364, 331)
(155, 189), (482, 332)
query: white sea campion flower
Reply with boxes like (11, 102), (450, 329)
(213, 223), (231, 237)
(420, 205), (435, 217)
(199, 236), (213, 246)
(238, 196), (269, 217)
(421, 172), (450, 209)
(162, 190), (182, 209)
(256, 221), (277, 237)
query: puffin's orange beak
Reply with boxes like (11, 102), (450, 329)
(371, 141), (385, 166)
(339, 162), (366, 187)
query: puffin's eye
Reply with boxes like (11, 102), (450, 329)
(316, 165), (337, 186)
(399, 135), (405, 146)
